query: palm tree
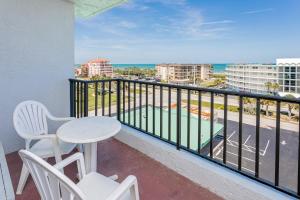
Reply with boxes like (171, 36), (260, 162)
(243, 97), (255, 114)
(271, 82), (280, 94)
(90, 75), (102, 81)
(264, 82), (272, 94)
(261, 99), (275, 116)
(295, 104), (300, 121)
(284, 94), (297, 119)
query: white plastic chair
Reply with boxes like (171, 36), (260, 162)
(13, 100), (77, 194)
(19, 150), (139, 200)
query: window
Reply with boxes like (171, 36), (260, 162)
(285, 67), (290, 72)
(285, 87), (289, 91)
(291, 67), (296, 72)
(279, 80), (283, 85)
(291, 87), (296, 92)
(291, 74), (296, 79)
(279, 67), (284, 72)
(285, 74), (290, 79)
(291, 80), (296, 86)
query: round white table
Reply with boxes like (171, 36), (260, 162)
(57, 116), (121, 173)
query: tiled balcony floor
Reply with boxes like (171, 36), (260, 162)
(6, 139), (223, 200)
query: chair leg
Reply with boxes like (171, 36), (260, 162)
(77, 144), (84, 153)
(54, 151), (64, 174)
(16, 164), (30, 195)
(130, 182), (140, 200)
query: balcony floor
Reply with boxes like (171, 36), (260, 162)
(6, 139), (222, 200)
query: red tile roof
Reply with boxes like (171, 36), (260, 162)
(88, 58), (110, 64)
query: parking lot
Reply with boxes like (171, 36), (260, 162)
(213, 120), (299, 192)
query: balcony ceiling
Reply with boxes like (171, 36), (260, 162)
(72, 0), (127, 18)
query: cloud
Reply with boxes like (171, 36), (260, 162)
(75, 0), (235, 63)
(119, 20), (137, 29)
(121, 0), (186, 10)
(151, 7), (233, 39)
(202, 20), (235, 25)
(242, 8), (274, 14)
(120, 1), (150, 11)
(144, 0), (187, 6)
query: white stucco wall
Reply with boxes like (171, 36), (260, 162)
(116, 126), (296, 200)
(0, 0), (74, 153)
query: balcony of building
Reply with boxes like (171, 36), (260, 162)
(6, 138), (222, 200)
(1, 1), (300, 200)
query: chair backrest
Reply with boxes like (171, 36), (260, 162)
(19, 150), (86, 200)
(13, 101), (49, 139)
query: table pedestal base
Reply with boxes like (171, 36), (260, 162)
(83, 142), (97, 173)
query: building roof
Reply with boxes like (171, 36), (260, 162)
(88, 58), (110, 63)
(276, 58), (300, 65)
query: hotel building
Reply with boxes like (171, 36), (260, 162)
(156, 64), (212, 85)
(77, 58), (113, 78)
(226, 58), (300, 97)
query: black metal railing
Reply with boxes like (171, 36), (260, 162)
(70, 78), (300, 199)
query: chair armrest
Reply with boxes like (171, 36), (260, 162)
(24, 134), (62, 163)
(48, 114), (76, 122)
(53, 152), (86, 180)
(106, 175), (139, 200)
(24, 134), (56, 141)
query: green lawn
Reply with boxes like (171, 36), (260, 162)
(86, 87), (143, 111)
(83, 85), (239, 113)
(182, 99), (239, 112)
(87, 87), (117, 111)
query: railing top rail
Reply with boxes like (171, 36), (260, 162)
(69, 78), (118, 83)
(69, 78), (300, 104)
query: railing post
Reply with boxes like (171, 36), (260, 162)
(255, 98), (260, 177)
(210, 92), (214, 158)
(69, 79), (75, 117)
(116, 79), (121, 121)
(223, 94), (228, 163)
(238, 96), (243, 170)
(83, 82), (88, 117)
(176, 88), (181, 150)
(275, 100), (281, 186)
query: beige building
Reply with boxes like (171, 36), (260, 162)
(77, 58), (113, 78)
(226, 64), (278, 94)
(156, 64), (212, 85)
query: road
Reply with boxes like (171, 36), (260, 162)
(88, 88), (298, 132)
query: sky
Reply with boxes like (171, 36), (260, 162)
(75, 0), (300, 64)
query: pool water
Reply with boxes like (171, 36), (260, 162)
(120, 106), (224, 151)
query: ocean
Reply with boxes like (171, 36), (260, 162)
(112, 64), (155, 69)
(212, 64), (227, 73)
(112, 64), (227, 73)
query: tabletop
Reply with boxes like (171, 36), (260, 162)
(57, 116), (121, 144)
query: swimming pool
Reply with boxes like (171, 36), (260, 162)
(120, 106), (224, 151)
